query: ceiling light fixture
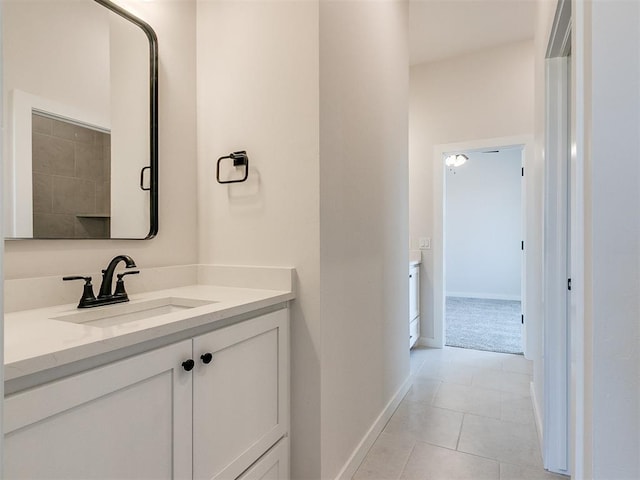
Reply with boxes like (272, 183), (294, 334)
(444, 153), (468, 172)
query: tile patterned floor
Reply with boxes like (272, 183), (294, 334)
(353, 347), (567, 480)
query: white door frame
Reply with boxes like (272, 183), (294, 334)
(432, 135), (534, 356)
(569, 0), (587, 475)
(0, 0), (6, 469)
(543, 55), (570, 474)
(544, 0), (575, 475)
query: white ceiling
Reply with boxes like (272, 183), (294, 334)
(409, 0), (537, 66)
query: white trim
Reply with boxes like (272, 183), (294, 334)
(0, 0), (5, 466)
(547, 0), (572, 58)
(570, 0), (586, 476)
(544, 0), (574, 474)
(445, 292), (521, 301)
(531, 381), (544, 453)
(433, 135), (534, 354)
(417, 336), (441, 348)
(335, 375), (411, 480)
(543, 55), (571, 475)
(31, 109), (109, 134)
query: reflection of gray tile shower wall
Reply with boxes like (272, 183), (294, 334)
(32, 113), (111, 238)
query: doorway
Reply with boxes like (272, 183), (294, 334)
(444, 147), (524, 354)
(431, 135), (534, 359)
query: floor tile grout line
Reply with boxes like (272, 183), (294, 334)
(430, 380), (444, 406)
(461, 410), (542, 429)
(396, 442), (418, 480)
(421, 401), (502, 421)
(455, 412), (465, 451)
(407, 437), (505, 467)
(426, 378), (531, 397)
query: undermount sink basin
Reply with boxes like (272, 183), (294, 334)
(52, 297), (216, 328)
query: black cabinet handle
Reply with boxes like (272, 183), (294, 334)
(181, 359), (195, 372)
(200, 353), (213, 364)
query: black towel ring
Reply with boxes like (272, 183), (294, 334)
(216, 150), (249, 184)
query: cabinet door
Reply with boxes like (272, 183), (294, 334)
(237, 438), (289, 480)
(4, 340), (193, 480)
(193, 309), (289, 480)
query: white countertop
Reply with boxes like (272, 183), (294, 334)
(5, 283), (294, 383)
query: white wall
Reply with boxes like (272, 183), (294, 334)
(196, 1), (409, 478)
(575, 0), (640, 477)
(445, 149), (521, 300)
(319, 2), (409, 477)
(195, 2), (321, 477)
(410, 40), (535, 341)
(3, 0), (198, 278)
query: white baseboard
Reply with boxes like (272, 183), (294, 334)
(417, 336), (442, 348)
(446, 292), (522, 301)
(531, 381), (544, 451)
(335, 376), (412, 480)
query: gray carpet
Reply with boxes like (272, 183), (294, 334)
(445, 296), (523, 354)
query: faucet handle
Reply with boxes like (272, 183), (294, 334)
(114, 270), (140, 297)
(116, 270), (140, 280)
(63, 275), (92, 282)
(63, 276), (97, 308)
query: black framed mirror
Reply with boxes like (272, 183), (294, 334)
(2, 0), (158, 239)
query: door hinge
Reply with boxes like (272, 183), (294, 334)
(521, 314), (524, 325)
(521, 167), (524, 177)
(568, 278), (572, 291)
(521, 241), (524, 251)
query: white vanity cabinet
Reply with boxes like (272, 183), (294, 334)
(4, 308), (290, 480)
(409, 265), (420, 349)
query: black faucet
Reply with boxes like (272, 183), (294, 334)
(98, 255), (137, 299)
(64, 255), (139, 308)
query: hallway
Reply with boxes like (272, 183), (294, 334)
(353, 347), (565, 479)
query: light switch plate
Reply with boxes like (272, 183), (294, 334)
(419, 237), (431, 250)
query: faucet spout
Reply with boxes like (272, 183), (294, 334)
(98, 255), (137, 298)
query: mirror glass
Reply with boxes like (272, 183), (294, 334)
(2, 0), (158, 239)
